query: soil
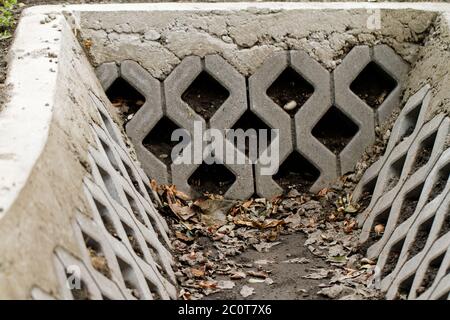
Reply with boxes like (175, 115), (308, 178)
(427, 172), (447, 203)
(311, 106), (359, 154)
(410, 134), (435, 174)
(266, 67), (314, 117)
(106, 77), (145, 122)
(381, 242), (403, 278)
(230, 110), (274, 159)
(187, 163), (236, 196)
(398, 185), (423, 225)
(349, 61), (397, 109)
(181, 71), (229, 121)
(418, 253), (443, 292)
(273, 151), (320, 193)
(204, 232), (329, 300)
(407, 224), (431, 260)
(69, 280), (90, 300)
(142, 117), (181, 167)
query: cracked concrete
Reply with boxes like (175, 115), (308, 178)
(79, 8), (435, 79)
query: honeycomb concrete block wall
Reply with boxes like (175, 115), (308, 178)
(97, 45), (408, 199)
(354, 85), (450, 300)
(0, 9), (175, 300)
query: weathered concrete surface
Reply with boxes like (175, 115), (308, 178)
(0, 12), (97, 299)
(78, 6), (435, 80)
(0, 8), (174, 300)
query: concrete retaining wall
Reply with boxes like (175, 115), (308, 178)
(0, 8), (175, 300)
(96, 46), (408, 199)
(1, 2), (450, 300)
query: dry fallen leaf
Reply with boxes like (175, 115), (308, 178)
(191, 268), (205, 278)
(240, 285), (255, 298)
(318, 188), (330, 197)
(168, 201), (197, 220)
(253, 241), (281, 253)
(175, 231), (194, 242)
(218, 280), (235, 290)
(230, 271), (246, 280)
(198, 280), (217, 289)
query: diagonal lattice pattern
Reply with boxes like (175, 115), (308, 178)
(33, 92), (177, 300)
(353, 85), (450, 300)
(97, 46), (408, 199)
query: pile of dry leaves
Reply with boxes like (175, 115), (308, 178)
(150, 180), (382, 300)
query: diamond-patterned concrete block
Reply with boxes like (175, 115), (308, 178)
(96, 62), (119, 91)
(353, 85), (431, 203)
(204, 54), (247, 130)
(164, 56), (206, 135)
(377, 149), (450, 296)
(120, 60), (170, 185)
(352, 80), (450, 300)
(293, 50), (336, 192)
(96, 46), (409, 200)
(249, 51), (294, 198)
(334, 45), (376, 175)
(363, 116), (449, 258)
(372, 45), (410, 123)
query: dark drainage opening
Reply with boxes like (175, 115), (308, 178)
(106, 77), (145, 120)
(143, 117), (181, 166)
(437, 212), (450, 238)
(401, 102), (422, 141)
(273, 151), (320, 193)
(350, 61), (397, 109)
(382, 237), (405, 278)
(398, 182), (424, 225)
(410, 131), (437, 174)
(82, 232), (111, 279)
(182, 71), (229, 121)
(419, 252), (445, 293)
(66, 273), (90, 300)
(385, 153), (407, 192)
(312, 106), (359, 154)
(188, 163), (236, 196)
(230, 110), (274, 158)
(358, 206), (391, 255)
(398, 274), (414, 298)
(266, 67), (314, 117)
(407, 216), (433, 261)
(426, 163), (449, 204)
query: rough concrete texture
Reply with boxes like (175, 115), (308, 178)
(99, 45), (407, 198)
(0, 9), (174, 299)
(2, 2), (450, 300)
(78, 4), (435, 79)
(354, 86), (450, 300)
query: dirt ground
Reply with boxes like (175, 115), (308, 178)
(204, 233), (330, 300)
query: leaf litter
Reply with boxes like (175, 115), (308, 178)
(151, 179), (382, 300)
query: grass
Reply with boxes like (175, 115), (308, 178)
(0, 0), (17, 40)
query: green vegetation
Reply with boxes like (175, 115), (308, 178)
(0, 0), (17, 40)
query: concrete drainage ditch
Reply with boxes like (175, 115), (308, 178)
(0, 2), (449, 300)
